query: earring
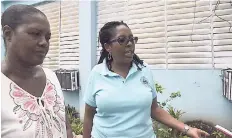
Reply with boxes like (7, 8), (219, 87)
(108, 53), (112, 60)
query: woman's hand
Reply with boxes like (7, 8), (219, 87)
(150, 98), (210, 138)
(187, 127), (210, 138)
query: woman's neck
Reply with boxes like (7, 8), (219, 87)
(111, 60), (132, 78)
(2, 56), (37, 79)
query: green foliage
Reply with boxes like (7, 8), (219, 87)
(212, 131), (227, 138)
(155, 83), (165, 94)
(157, 127), (172, 138)
(64, 84), (229, 138)
(153, 83), (229, 138)
(70, 117), (83, 135)
(65, 105), (83, 135)
(167, 106), (185, 120)
(153, 83), (185, 138)
(155, 83), (181, 109)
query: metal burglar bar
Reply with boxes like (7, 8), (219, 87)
(222, 68), (232, 101)
(55, 69), (79, 91)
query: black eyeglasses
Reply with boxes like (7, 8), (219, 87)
(109, 36), (138, 46)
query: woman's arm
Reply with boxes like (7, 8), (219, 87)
(83, 104), (96, 138)
(151, 97), (185, 132)
(151, 97), (209, 138)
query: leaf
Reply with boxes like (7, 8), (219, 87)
(42, 110), (51, 127)
(59, 106), (65, 112)
(57, 112), (65, 122)
(155, 83), (165, 94)
(53, 116), (61, 132)
(13, 105), (21, 112)
(23, 119), (33, 131)
(170, 91), (181, 98)
(18, 110), (27, 118)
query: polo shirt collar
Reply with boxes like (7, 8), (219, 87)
(100, 59), (140, 78)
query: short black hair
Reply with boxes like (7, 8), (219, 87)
(1, 4), (46, 30)
(98, 21), (145, 71)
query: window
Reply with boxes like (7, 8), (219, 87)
(97, 0), (232, 69)
(35, 1), (60, 70)
(212, 0), (232, 69)
(34, 1), (79, 70)
(60, 1), (79, 69)
(96, 0), (128, 63)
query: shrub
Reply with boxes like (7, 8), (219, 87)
(153, 83), (185, 138)
(65, 104), (83, 135)
(153, 83), (228, 138)
(184, 120), (227, 138)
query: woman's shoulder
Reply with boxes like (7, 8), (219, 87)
(42, 67), (55, 75)
(141, 62), (152, 71)
(140, 62), (154, 78)
(91, 63), (106, 74)
(41, 66), (58, 81)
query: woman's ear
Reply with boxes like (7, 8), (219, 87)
(3, 25), (13, 42)
(104, 43), (112, 53)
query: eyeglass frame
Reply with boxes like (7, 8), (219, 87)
(108, 36), (138, 46)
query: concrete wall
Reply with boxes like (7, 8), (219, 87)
(154, 70), (232, 129)
(63, 90), (79, 111)
(78, 0), (97, 120)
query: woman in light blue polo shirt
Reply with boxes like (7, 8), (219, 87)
(83, 21), (209, 138)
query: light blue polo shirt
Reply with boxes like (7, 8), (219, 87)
(84, 60), (157, 138)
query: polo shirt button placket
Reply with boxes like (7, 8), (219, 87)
(120, 77), (125, 84)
